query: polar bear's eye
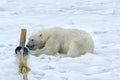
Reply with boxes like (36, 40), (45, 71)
(39, 34), (42, 37)
(31, 39), (34, 41)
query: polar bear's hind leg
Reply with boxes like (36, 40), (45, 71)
(67, 41), (84, 57)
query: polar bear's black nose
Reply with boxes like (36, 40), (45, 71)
(26, 44), (35, 49)
(26, 45), (30, 48)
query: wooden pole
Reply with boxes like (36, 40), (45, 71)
(17, 29), (30, 80)
(19, 29), (26, 48)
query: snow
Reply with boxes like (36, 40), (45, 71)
(0, 0), (120, 80)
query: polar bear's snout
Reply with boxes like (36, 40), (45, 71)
(26, 44), (34, 49)
(26, 42), (35, 50)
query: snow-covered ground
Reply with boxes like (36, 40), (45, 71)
(0, 0), (120, 80)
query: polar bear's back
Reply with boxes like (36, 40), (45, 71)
(50, 27), (92, 40)
(40, 27), (93, 41)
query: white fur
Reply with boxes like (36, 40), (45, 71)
(28, 27), (94, 57)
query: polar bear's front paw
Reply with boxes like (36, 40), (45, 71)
(32, 53), (40, 57)
(31, 49), (41, 57)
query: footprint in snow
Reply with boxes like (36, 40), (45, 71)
(61, 77), (69, 80)
(32, 71), (45, 79)
(0, 45), (6, 48)
(93, 31), (108, 35)
(43, 65), (55, 70)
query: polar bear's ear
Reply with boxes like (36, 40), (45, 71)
(39, 34), (42, 37)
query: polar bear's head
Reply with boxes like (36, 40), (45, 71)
(26, 30), (50, 50)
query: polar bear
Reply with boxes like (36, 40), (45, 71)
(26, 27), (94, 57)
